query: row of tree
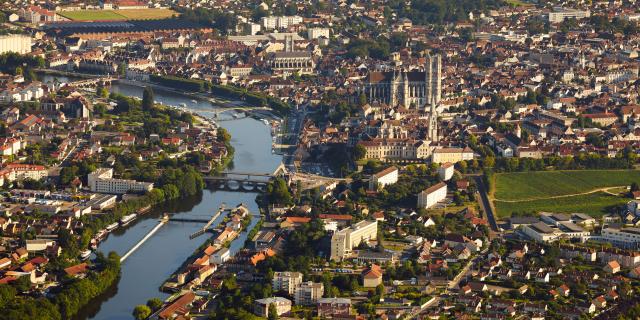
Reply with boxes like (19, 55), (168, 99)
(0, 252), (121, 320)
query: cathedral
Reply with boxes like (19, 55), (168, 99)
(365, 53), (442, 109)
(364, 53), (442, 141)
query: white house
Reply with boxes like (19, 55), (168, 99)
(437, 162), (454, 181)
(369, 166), (398, 190)
(210, 247), (230, 264)
(417, 182), (447, 209)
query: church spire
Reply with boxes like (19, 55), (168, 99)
(428, 102), (438, 141)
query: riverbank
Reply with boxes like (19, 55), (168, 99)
(80, 82), (282, 320)
(159, 204), (251, 294)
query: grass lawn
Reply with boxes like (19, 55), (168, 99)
(504, 0), (531, 6)
(495, 191), (627, 218)
(494, 170), (640, 201)
(58, 10), (127, 21)
(114, 9), (177, 20)
(58, 9), (176, 21)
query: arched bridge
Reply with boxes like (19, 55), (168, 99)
(70, 77), (117, 88)
(203, 163), (287, 192)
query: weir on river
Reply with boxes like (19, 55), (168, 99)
(119, 219), (168, 262)
(39, 76), (284, 320)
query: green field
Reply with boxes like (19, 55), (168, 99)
(495, 192), (626, 218)
(492, 170), (640, 218)
(494, 170), (640, 201)
(58, 9), (176, 21)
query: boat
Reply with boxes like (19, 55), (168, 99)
(80, 250), (92, 260)
(106, 222), (119, 231)
(232, 113), (240, 119)
(179, 103), (187, 108)
(191, 99), (198, 103)
(120, 213), (137, 226)
(262, 119), (269, 125)
(90, 239), (98, 250)
(137, 205), (151, 215)
(95, 229), (108, 240)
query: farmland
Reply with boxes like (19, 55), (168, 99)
(493, 170), (640, 201)
(494, 191), (627, 218)
(58, 8), (176, 21)
(492, 170), (640, 217)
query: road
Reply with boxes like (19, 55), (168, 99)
(472, 175), (499, 232)
(407, 257), (475, 319)
(281, 105), (307, 173)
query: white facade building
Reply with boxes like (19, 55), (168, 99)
(210, 247), (230, 264)
(548, 8), (591, 23)
(437, 162), (454, 181)
(601, 228), (640, 249)
(307, 27), (330, 40)
(294, 281), (324, 305)
(417, 182), (447, 209)
(260, 16), (303, 30)
(0, 34), (31, 54)
(272, 271), (303, 295)
(88, 168), (153, 194)
(369, 166), (398, 190)
(330, 220), (378, 261)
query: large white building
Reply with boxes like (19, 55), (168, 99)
(307, 27), (330, 40)
(294, 281), (324, 306)
(254, 297), (291, 317)
(437, 162), (454, 181)
(330, 220), (378, 261)
(88, 168), (153, 194)
(0, 163), (48, 186)
(369, 166), (398, 190)
(272, 271), (303, 295)
(417, 182), (447, 209)
(358, 139), (432, 160)
(0, 34), (31, 54)
(601, 228), (640, 249)
(260, 16), (303, 30)
(431, 147), (474, 164)
(548, 8), (591, 23)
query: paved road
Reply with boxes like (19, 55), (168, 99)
(472, 175), (499, 232)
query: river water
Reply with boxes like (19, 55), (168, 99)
(41, 77), (282, 320)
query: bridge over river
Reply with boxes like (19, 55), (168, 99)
(203, 163), (287, 191)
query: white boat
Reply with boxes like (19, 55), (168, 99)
(179, 103), (187, 108)
(191, 99), (198, 103)
(262, 119), (269, 125)
(120, 214), (137, 226)
(80, 250), (92, 260)
(106, 222), (119, 231)
(95, 229), (108, 240)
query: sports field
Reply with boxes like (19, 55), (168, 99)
(58, 9), (176, 21)
(492, 170), (640, 217)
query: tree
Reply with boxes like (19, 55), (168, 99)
(353, 144), (367, 161)
(97, 86), (109, 98)
(267, 303), (278, 320)
(14, 276), (31, 292)
(146, 298), (163, 312)
(132, 304), (151, 320)
(142, 87), (154, 111)
(631, 182), (639, 192)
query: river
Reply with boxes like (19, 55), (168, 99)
(41, 77), (282, 320)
